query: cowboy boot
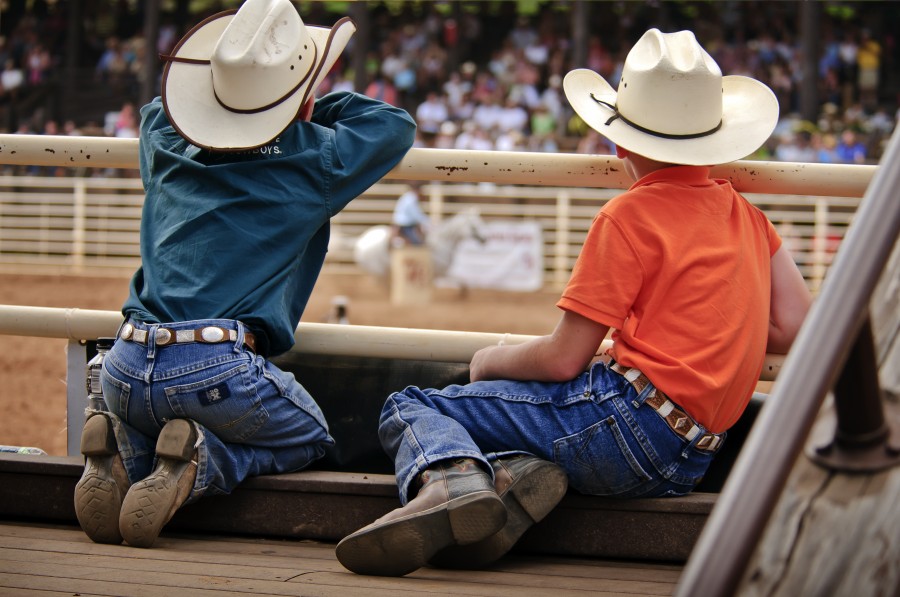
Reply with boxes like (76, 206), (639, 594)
(430, 454), (568, 569)
(119, 418), (198, 548)
(335, 457), (506, 576)
(74, 413), (131, 544)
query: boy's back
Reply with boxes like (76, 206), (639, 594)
(560, 165), (780, 432)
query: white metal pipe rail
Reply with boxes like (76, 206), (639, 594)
(0, 303), (784, 377)
(0, 134), (876, 196)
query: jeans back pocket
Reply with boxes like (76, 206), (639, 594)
(554, 414), (653, 497)
(165, 363), (269, 443)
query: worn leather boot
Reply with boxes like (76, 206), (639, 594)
(74, 413), (131, 544)
(119, 418), (198, 548)
(430, 454), (568, 568)
(335, 458), (506, 576)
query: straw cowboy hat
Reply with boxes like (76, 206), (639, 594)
(161, 0), (356, 151)
(564, 28), (778, 165)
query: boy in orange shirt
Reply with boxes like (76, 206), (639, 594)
(337, 28), (812, 576)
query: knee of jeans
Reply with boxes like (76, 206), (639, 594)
(380, 387), (420, 419)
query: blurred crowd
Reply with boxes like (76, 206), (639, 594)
(1, 2), (896, 178)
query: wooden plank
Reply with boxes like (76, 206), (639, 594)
(0, 522), (680, 596)
(0, 524), (679, 586)
(737, 457), (900, 595)
(0, 533), (683, 591)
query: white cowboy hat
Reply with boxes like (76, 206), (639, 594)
(161, 0), (356, 151)
(564, 28), (778, 165)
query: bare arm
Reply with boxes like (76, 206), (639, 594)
(767, 245), (813, 354)
(469, 310), (610, 382)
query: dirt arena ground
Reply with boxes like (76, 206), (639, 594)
(0, 271), (563, 456)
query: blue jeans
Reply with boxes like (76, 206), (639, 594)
(379, 361), (721, 504)
(95, 318), (334, 503)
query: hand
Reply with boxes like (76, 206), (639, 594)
(469, 345), (500, 382)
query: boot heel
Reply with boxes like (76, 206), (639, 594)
(448, 491), (506, 545)
(155, 419), (197, 461)
(509, 462), (568, 523)
(80, 414), (116, 456)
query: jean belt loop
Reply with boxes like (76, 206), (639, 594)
(147, 323), (158, 360)
(234, 321), (246, 353)
(681, 421), (709, 459)
(633, 378), (656, 408)
(583, 363), (595, 398)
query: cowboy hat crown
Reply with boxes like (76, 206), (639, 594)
(564, 28), (778, 165)
(211, 0), (318, 113)
(162, 0), (356, 151)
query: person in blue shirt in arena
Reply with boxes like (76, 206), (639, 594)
(392, 181), (430, 247)
(73, 0), (416, 549)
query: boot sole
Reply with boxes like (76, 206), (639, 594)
(336, 489), (505, 576)
(431, 459), (568, 568)
(119, 419), (197, 548)
(74, 415), (125, 544)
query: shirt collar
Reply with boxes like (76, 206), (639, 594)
(630, 165), (713, 190)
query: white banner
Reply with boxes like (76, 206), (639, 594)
(445, 221), (544, 291)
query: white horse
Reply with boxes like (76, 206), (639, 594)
(353, 208), (486, 278)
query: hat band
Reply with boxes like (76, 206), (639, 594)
(590, 94), (722, 140)
(160, 45), (318, 115)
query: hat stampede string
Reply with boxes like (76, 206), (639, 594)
(588, 93), (723, 140)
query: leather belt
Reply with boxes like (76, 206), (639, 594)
(119, 323), (257, 353)
(610, 361), (722, 452)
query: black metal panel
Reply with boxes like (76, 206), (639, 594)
(271, 352), (470, 473)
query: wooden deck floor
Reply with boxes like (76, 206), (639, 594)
(0, 520), (682, 596)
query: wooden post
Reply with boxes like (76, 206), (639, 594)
(390, 246), (433, 305)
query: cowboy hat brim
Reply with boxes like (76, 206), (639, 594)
(564, 68), (779, 165)
(162, 12), (356, 152)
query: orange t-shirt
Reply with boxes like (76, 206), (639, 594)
(557, 166), (781, 433)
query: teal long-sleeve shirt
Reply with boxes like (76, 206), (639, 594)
(123, 92), (416, 356)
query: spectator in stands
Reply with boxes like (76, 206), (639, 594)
(856, 29), (881, 111)
(95, 36), (128, 84)
(111, 101), (138, 138)
(24, 42), (51, 85)
(443, 71), (471, 114)
(575, 127), (614, 155)
(365, 74), (399, 107)
(0, 58), (24, 98)
(415, 91), (449, 146)
(73, 0), (415, 550)
(813, 133), (839, 163)
(835, 129), (867, 164)
(496, 96), (528, 133)
(336, 27), (811, 578)
(775, 130), (817, 163)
